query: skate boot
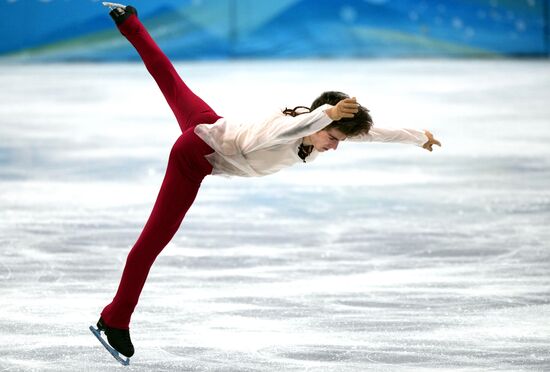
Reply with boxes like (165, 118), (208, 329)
(102, 2), (138, 25)
(97, 317), (135, 357)
(89, 317), (134, 365)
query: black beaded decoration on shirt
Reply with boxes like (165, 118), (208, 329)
(298, 143), (314, 163)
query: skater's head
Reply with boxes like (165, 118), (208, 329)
(310, 91), (350, 109)
(306, 126), (348, 152)
(310, 91), (373, 152)
(283, 91), (372, 152)
(310, 91), (372, 136)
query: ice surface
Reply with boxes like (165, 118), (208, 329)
(0, 60), (549, 371)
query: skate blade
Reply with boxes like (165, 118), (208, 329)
(102, 2), (126, 10)
(89, 325), (130, 366)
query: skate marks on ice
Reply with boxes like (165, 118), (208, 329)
(1, 61), (550, 371)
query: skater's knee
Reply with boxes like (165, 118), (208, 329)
(148, 55), (169, 70)
(146, 56), (177, 81)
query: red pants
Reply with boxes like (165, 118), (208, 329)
(101, 15), (221, 329)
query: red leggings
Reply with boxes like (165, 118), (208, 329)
(101, 15), (221, 329)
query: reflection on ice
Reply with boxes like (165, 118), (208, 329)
(0, 60), (549, 371)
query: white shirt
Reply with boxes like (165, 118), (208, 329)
(194, 104), (428, 177)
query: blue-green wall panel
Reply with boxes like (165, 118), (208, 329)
(0, 0), (548, 60)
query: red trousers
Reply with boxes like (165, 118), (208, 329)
(101, 15), (221, 329)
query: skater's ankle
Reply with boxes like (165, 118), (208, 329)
(116, 12), (142, 37)
(98, 316), (130, 331)
(111, 5), (138, 26)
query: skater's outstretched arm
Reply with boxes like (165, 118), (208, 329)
(348, 126), (441, 151)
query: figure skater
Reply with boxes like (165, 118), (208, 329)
(92, 3), (441, 363)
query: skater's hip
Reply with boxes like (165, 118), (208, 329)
(170, 128), (215, 184)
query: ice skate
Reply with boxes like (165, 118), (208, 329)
(102, 2), (138, 25)
(89, 317), (134, 366)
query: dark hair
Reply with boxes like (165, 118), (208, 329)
(283, 91), (373, 137)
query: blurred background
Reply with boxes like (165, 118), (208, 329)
(1, 0), (549, 61)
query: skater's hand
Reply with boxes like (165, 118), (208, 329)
(326, 97), (359, 121)
(422, 130), (441, 152)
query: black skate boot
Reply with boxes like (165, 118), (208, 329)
(102, 2), (138, 25)
(97, 317), (135, 357)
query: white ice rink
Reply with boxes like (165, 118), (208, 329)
(0, 60), (549, 371)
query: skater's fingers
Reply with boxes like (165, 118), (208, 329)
(342, 100), (359, 107)
(338, 98), (357, 107)
(341, 107), (358, 114)
(343, 103), (359, 110)
(340, 104), (359, 115)
(423, 129), (441, 149)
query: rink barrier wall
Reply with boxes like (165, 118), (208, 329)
(0, 0), (549, 61)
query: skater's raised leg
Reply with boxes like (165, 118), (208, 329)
(109, 4), (220, 132)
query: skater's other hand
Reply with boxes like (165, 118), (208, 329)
(326, 97), (359, 121)
(422, 130), (441, 152)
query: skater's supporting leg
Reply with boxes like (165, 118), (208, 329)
(101, 129), (214, 329)
(116, 13), (220, 132)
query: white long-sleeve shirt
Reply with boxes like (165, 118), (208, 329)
(194, 104), (428, 177)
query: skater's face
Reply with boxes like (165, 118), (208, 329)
(310, 128), (347, 152)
